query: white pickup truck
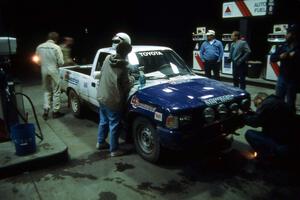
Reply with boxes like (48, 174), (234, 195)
(59, 45), (250, 163)
(59, 46), (173, 116)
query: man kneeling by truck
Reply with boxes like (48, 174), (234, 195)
(96, 41), (135, 157)
(244, 92), (299, 165)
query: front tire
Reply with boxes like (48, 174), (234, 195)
(133, 117), (161, 163)
(68, 89), (83, 118)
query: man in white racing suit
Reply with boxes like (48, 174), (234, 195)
(36, 32), (64, 120)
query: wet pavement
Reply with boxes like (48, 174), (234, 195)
(1, 80), (300, 200)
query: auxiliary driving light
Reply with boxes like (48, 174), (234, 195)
(217, 104), (228, 119)
(203, 107), (215, 123)
(229, 103), (239, 113)
(241, 99), (250, 111)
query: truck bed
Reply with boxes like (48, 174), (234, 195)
(66, 66), (92, 76)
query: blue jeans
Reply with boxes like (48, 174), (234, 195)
(97, 104), (121, 152)
(245, 130), (288, 159)
(276, 75), (297, 112)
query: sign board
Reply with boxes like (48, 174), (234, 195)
(196, 27), (206, 34)
(222, 0), (273, 18)
(273, 24), (288, 34)
(222, 52), (233, 75)
(193, 51), (205, 71)
(265, 55), (279, 81)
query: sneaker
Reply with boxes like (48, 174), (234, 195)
(52, 111), (65, 119)
(43, 109), (49, 120)
(110, 150), (126, 157)
(96, 142), (110, 150)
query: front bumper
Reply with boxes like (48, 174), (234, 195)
(158, 115), (243, 150)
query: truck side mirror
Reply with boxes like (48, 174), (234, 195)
(93, 71), (101, 79)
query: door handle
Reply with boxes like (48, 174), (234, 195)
(91, 82), (96, 87)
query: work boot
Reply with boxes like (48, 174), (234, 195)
(110, 149), (126, 157)
(43, 109), (49, 120)
(52, 111), (65, 119)
(96, 142), (110, 150)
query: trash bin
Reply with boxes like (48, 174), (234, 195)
(247, 61), (262, 78)
(11, 123), (36, 156)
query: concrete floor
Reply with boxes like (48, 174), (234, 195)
(1, 80), (300, 200)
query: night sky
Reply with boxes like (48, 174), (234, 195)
(0, 0), (299, 79)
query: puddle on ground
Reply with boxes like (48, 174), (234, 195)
(137, 180), (187, 195)
(48, 170), (98, 181)
(12, 187), (18, 194)
(98, 191), (117, 200)
(103, 177), (156, 198)
(114, 162), (135, 172)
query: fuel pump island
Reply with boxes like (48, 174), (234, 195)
(192, 27), (206, 73)
(0, 37), (67, 177)
(265, 24), (288, 81)
(221, 33), (233, 75)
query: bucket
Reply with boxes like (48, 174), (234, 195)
(11, 123), (36, 156)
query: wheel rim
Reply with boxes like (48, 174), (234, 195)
(70, 93), (79, 113)
(137, 126), (154, 154)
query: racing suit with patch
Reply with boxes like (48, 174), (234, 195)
(36, 40), (64, 112)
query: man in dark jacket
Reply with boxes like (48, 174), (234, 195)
(271, 25), (300, 113)
(229, 31), (251, 90)
(244, 93), (298, 162)
(96, 42), (134, 157)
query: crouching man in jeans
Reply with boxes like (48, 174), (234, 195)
(96, 42), (134, 157)
(244, 93), (299, 165)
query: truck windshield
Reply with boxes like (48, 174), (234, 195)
(133, 50), (191, 77)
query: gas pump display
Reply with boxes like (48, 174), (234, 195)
(265, 32), (286, 81)
(192, 27), (206, 72)
(221, 33), (233, 75)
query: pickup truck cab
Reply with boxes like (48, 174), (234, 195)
(60, 46), (250, 162)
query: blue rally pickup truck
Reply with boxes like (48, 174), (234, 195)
(60, 46), (251, 162)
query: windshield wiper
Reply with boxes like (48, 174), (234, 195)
(165, 72), (187, 78)
(146, 75), (169, 80)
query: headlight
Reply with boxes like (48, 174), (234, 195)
(32, 54), (40, 64)
(229, 103), (239, 113)
(241, 99), (250, 111)
(166, 115), (179, 129)
(203, 107), (215, 123)
(217, 104), (228, 119)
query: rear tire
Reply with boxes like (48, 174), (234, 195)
(68, 89), (83, 118)
(133, 117), (161, 163)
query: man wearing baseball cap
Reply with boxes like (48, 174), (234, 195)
(199, 30), (224, 80)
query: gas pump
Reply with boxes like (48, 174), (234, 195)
(265, 24), (288, 81)
(221, 33), (233, 75)
(0, 37), (26, 141)
(192, 27), (206, 72)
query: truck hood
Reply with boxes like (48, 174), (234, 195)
(133, 76), (248, 111)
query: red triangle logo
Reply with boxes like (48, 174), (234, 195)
(225, 6), (231, 13)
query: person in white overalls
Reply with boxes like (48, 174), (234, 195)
(36, 32), (64, 120)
